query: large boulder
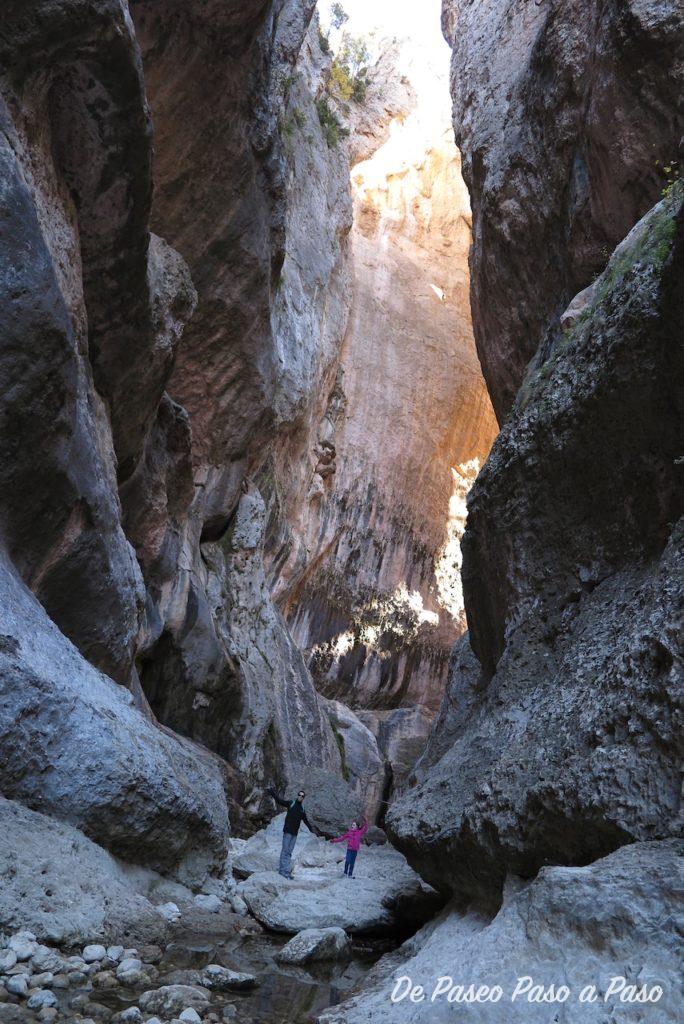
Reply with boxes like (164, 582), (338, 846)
(0, 797), (169, 946)
(443, 0), (684, 419)
(0, 553), (229, 885)
(237, 827), (442, 935)
(319, 840), (683, 1023)
(386, 191), (683, 907)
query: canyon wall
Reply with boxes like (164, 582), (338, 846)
(268, 40), (497, 741)
(442, 0), (684, 420)
(322, 0), (683, 1018)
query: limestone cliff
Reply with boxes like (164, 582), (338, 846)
(442, 0), (684, 420)
(268, 37), (497, 734)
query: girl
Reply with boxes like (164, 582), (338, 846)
(331, 816), (369, 877)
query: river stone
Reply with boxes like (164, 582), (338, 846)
(82, 945), (106, 964)
(157, 902), (181, 923)
(5, 976), (28, 998)
(7, 932), (37, 961)
(0, 952), (16, 972)
(275, 927), (351, 964)
(201, 965), (257, 991)
(26, 990), (58, 1011)
(138, 984), (210, 1016)
(193, 894), (222, 913)
(116, 958), (142, 977)
(178, 1011), (202, 1024)
(30, 947), (65, 974)
(106, 946), (124, 963)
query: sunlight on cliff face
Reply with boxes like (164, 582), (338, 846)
(434, 459), (481, 622)
(312, 582), (440, 669)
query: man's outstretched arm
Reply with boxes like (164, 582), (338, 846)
(267, 786), (290, 808)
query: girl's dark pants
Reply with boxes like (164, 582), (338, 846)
(344, 849), (358, 876)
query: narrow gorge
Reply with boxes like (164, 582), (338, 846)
(0, 2), (681, 1024)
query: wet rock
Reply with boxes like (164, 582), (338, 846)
(138, 984), (210, 1017)
(201, 965), (258, 992)
(275, 926), (351, 964)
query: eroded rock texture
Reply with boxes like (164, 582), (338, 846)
(442, 0), (684, 419)
(269, 39), (497, 728)
(320, 840), (683, 1023)
(387, 191), (683, 907)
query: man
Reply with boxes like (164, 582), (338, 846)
(267, 785), (316, 879)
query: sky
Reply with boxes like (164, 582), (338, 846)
(320, 0), (450, 66)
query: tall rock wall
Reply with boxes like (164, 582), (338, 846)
(442, 0), (684, 420)
(268, 38), (497, 723)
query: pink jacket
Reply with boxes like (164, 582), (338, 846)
(331, 818), (368, 851)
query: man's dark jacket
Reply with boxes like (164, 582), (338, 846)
(268, 789), (315, 836)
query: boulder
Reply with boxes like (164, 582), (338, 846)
(319, 840), (683, 1023)
(238, 834), (441, 935)
(320, 699), (390, 822)
(0, 553), (229, 885)
(0, 797), (168, 946)
(275, 927), (351, 964)
(138, 985), (210, 1016)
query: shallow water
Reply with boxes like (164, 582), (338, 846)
(82, 930), (389, 1023)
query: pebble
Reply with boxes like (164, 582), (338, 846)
(31, 972), (54, 988)
(116, 968), (148, 987)
(8, 932), (38, 961)
(37, 1009), (58, 1023)
(68, 971), (88, 986)
(82, 945), (106, 964)
(26, 990), (58, 1010)
(157, 902), (181, 923)
(5, 962), (31, 975)
(116, 958), (142, 977)
(106, 946), (125, 963)
(0, 951), (17, 972)
(193, 894), (222, 913)
(114, 1008), (143, 1023)
(179, 1010), (202, 1024)
(51, 974), (69, 989)
(5, 975), (29, 998)
(31, 947), (64, 973)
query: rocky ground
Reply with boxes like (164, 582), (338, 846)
(0, 814), (432, 1024)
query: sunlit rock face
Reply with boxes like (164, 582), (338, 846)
(442, 0), (684, 420)
(269, 40), (497, 718)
